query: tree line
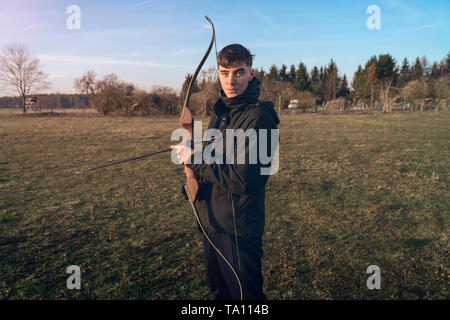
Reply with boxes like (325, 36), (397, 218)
(0, 94), (88, 110)
(72, 67), (221, 116)
(251, 52), (449, 113)
(181, 51), (449, 114)
(61, 51), (450, 115)
(73, 71), (180, 116)
(352, 54), (449, 112)
(1, 43), (448, 115)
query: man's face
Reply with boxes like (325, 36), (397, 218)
(218, 62), (254, 98)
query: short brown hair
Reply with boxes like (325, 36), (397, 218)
(217, 44), (254, 68)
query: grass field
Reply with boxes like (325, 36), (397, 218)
(0, 109), (448, 299)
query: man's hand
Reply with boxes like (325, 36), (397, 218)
(170, 144), (194, 165)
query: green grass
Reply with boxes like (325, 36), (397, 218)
(0, 109), (448, 299)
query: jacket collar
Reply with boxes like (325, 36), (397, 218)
(214, 77), (261, 116)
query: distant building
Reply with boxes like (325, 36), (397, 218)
(25, 96), (39, 111)
(288, 99), (299, 109)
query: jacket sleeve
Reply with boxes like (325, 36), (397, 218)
(186, 112), (277, 195)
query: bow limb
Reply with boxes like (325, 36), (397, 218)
(182, 16), (215, 111)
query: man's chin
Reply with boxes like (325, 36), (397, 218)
(226, 91), (240, 98)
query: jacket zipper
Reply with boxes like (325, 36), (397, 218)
(230, 194), (242, 272)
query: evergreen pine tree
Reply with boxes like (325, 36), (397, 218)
(327, 59), (338, 99)
(337, 74), (350, 98)
(267, 64), (279, 82)
(411, 57), (424, 80)
(294, 62), (310, 91)
(445, 51), (450, 73)
(279, 64), (288, 82)
(310, 66), (320, 84)
(288, 64), (296, 83)
(399, 57), (411, 85)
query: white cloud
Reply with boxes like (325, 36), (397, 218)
(82, 27), (185, 38)
(169, 49), (185, 56)
(23, 23), (46, 31)
(131, 0), (153, 7)
(247, 40), (348, 47)
(47, 72), (69, 79)
(37, 53), (191, 69)
(397, 23), (445, 34)
(1, 10), (56, 20)
(380, 0), (419, 16)
(252, 9), (292, 33)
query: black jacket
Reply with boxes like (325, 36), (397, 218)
(186, 77), (280, 239)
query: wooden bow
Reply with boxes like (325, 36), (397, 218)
(180, 16), (243, 300)
(180, 16), (215, 202)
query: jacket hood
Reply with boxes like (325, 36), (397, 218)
(256, 100), (280, 126)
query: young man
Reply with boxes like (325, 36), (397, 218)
(173, 44), (279, 300)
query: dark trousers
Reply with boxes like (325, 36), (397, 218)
(203, 233), (266, 300)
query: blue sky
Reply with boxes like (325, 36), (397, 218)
(0, 0), (448, 94)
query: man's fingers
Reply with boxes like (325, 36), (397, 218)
(170, 144), (193, 165)
(170, 145), (183, 157)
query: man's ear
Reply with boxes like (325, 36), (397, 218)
(249, 68), (254, 81)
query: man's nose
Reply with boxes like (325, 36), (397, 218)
(227, 74), (237, 84)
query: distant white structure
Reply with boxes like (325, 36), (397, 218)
(288, 99), (299, 109)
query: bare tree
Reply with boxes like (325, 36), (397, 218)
(366, 62), (377, 109)
(376, 54), (398, 113)
(74, 70), (97, 101)
(198, 67), (220, 115)
(401, 79), (429, 111)
(430, 75), (449, 112)
(0, 44), (51, 113)
(74, 71), (137, 115)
